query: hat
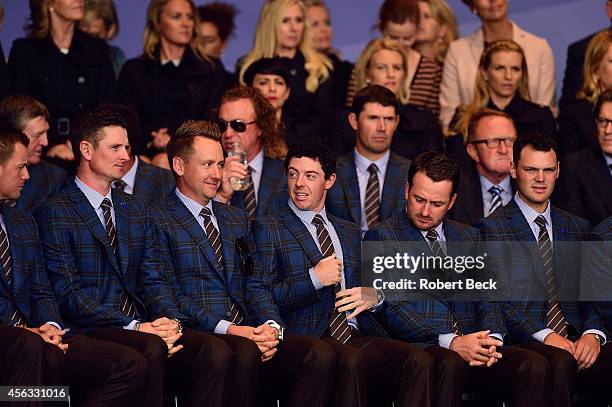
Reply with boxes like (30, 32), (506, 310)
(243, 57), (291, 87)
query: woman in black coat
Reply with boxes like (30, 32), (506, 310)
(8, 0), (115, 150)
(115, 0), (228, 158)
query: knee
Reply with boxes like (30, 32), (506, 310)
(437, 350), (466, 378)
(518, 351), (549, 381)
(140, 333), (168, 364)
(232, 338), (260, 372)
(338, 348), (366, 374)
(117, 347), (148, 389)
(547, 348), (577, 377)
(304, 340), (337, 371)
(17, 329), (46, 356)
(201, 337), (234, 373)
(402, 347), (434, 376)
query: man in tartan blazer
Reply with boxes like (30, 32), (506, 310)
(0, 125), (145, 405)
(153, 120), (336, 407)
(215, 87), (288, 220)
(253, 140), (435, 407)
(326, 85), (411, 234)
(0, 96), (67, 214)
(476, 132), (612, 406)
(365, 151), (548, 407)
(590, 216), (612, 361)
(34, 108), (233, 407)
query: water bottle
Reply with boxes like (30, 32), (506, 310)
(228, 141), (250, 191)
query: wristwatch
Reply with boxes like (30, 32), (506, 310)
(376, 289), (385, 305)
(267, 321), (284, 341)
(593, 333), (605, 346)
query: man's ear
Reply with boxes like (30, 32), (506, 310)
(447, 193), (458, 210)
(324, 173), (337, 190)
(466, 142), (480, 163)
(173, 156), (185, 176)
(348, 112), (359, 132)
(80, 141), (93, 161)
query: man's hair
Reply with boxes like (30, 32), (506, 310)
(0, 126), (30, 166)
(407, 151), (460, 196)
(166, 120), (222, 178)
(594, 88), (612, 118)
(0, 95), (50, 131)
(71, 108), (127, 163)
(284, 137), (336, 180)
(512, 130), (558, 164)
(466, 108), (515, 143)
(351, 84), (399, 117)
(98, 103), (142, 158)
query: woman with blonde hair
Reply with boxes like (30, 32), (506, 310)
(558, 30), (612, 157)
(115, 0), (228, 160)
(239, 0), (334, 140)
(331, 38), (443, 160)
(8, 0), (115, 159)
(414, 0), (458, 64)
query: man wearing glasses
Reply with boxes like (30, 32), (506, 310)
(553, 90), (612, 226)
(215, 86), (289, 220)
(449, 108), (516, 225)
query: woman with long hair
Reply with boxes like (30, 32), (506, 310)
(115, 0), (228, 160)
(239, 0), (333, 142)
(8, 0), (115, 159)
(332, 38), (443, 160)
(413, 0), (458, 65)
(558, 30), (612, 157)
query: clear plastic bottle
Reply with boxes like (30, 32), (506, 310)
(228, 141), (250, 191)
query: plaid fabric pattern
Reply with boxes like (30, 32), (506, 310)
(16, 160), (67, 214)
(132, 161), (176, 204)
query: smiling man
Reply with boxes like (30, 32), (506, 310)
(327, 85), (411, 234)
(0, 95), (67, 213)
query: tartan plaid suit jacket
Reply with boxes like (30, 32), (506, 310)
(34, 179), (186, 332)
(16, 160), (67, 214)
(132, 160), (176, 204)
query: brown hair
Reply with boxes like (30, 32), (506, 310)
(196, 2), (238, 42)
(166, 120), (221, 176)
(407, 151), (460, 195)
(377, 0), (420, 32)
(81, 0), (121, 40)
(594, 88), (612, 118)
(0, 126), (30, 166)
(25, 0), (54, 38)
(578, 30), (612, 105)
(0, 96), (50, 131)
(220, 86), (288, 159)
(71, 108), (127, 163)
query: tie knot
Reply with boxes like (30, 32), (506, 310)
(426, 229), (438, 241)
(312, 214), (325, 227)
(534, 215), (546, 230)
(489, 185), (503, 195)
(0, 199), (15, 208)
(368, 163), (378, 175)
(200, 207), (212, 218)
(113, 180), (127, 191)
(100, 198), (112, 211)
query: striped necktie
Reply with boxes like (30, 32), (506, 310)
(488, 185), (503, 216)
(200, 207), (243, 324)
(364, 164), (381, 229)
(243, 167), (256, 220)
(312, 214), (352, 344)
(535, 215), (568, 338)
(113, 180), (127, 192)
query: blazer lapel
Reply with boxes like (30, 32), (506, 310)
(255, 158), (278, 217)
(213, 202), (238, 285)
(337, 155), (361, 224)
(329, 217), (358, 288)
(112, 190), (131, 278)
(279, 208), (323, 267)
(133, 161), (152, 200)
(380, 154), (403, 220)
(2, 209), (26, 300)
(467, 27), (485, 66)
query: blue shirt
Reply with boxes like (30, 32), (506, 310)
(479, 175), (513, 217)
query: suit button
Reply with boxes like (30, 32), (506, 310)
(77, 76), (86, 84)
(226, 312), (232, 317)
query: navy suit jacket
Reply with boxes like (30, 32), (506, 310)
(16, 160), (67, 214)
(326, 151), (410, 228)
(132, 160), (176, 204)
(35, 179), (185, 332)
(152, 193), (282, 332)
(229, 157), (288, 219)
(253, 207), (388, 338)
(364, 210), (505, 344)
(0, 205), (63, 328)
(475, 199), (605, 344)
(590, 216), (612, 332)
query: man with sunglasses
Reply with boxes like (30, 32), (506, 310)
(215, 86), (288, 221)
(449, 108), (516, 225)
(553, 90), (612, 226)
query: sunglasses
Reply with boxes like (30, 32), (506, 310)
(217, 119), (256, 133)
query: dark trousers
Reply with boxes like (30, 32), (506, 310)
(0, 326), (144, 407)
(525, 340), (612, 407)
(424, 345), (548, 407)
(322, 333), (434, 407)
(89, 327), (229, 407)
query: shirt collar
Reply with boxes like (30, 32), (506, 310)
(75, 176), (112, 210)
(175, 187), (214, 220)
(603, 152), (612, 168)
(419, 220), (445, 241)
(288, 199), (330, 226)
(249, 149), (265, 174)
(353, 148), (390, 175)
(121, 156), (139, 191)
(514, 192), (552, 228)
(479, 174), (512, 195)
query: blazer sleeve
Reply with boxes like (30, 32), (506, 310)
(559, 42), (583, 110)
(7, 39), (32, 95)
(439, 41), (462, 130)
(551, 161), (587, 220)
(532, 39), (557, 115)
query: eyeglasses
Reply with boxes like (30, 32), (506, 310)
(596, 117), (612, 129)
(217, 119), (256, 133)
(471, 137), (516, 148)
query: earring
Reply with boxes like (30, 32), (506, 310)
(49, 6), (55, 12)
(365, 78), (371, 85)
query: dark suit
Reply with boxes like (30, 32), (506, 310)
(330, 105), (443, 160)
(476, 199), (612, 406)
(326, 151), (410, 230)
(0, 43), (10, 100)
(132, 160), (175, 204)
(365, 211), (547, 407)
(16, 160), (66, 214)
(8, 30), (115, 147)
(557, 99), (598, 158)
(560, 32), (598, 110)
(35, 179), (229, 407)
(591, 216), (612, 350)
(153, 193), (336, 407)
(229, 157), (288, 220)
(253, 207), (435, 407)
(0, 204), (144, 406)
(488, 96), (557, 140)
(552, 147), (612, 226)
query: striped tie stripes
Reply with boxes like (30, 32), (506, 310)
(200, 207), (243, 324)
(312, 214), (351, 344)
(488, 186), (503, 216)
(243, 167), (256, 220)
(426, 229), (461, 334)
(0, 223), (12, 289)
(364, 164), (380, 229)
(113, 180), (127, 192)
(101, 199), (137, 319)
(534, 215), (568, 338)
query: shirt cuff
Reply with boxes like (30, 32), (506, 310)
(214, 319), (232, 335)
(123, 320), (139, 330)
(369, 289), (385, 312)
(583, 329), (607, 345)
(309, 267), (323, 290)
(45, 321), (62, 331)
(439, 333), (459, 349)
(532, 328), (554, 343)
(489, 333), (503, 345)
